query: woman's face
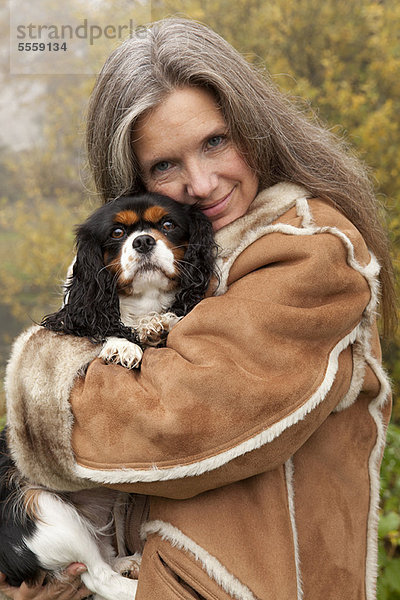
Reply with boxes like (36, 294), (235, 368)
(133, 87), (259, 231)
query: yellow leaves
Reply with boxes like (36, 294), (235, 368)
(1, 194), (92, 324)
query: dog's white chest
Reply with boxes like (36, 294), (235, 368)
(119, 285), (176, 328)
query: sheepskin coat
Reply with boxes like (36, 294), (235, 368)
(5, 183), (391, 600)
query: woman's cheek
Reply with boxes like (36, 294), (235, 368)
(149, 180), (186, 205)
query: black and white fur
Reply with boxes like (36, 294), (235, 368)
(0, 193), (216, 599)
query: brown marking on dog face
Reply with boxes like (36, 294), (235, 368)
(115, 210), (139, 226)
(103, 248), (122, 272)
(149, 229), (186, 259)
(103, 248), (133, 293)
(157, 232), (187, 262)
(171, 245), (186, 261)
(144, 206), (168, 223)
(104, 243), (137, 294)
(150, 230), (185, 267)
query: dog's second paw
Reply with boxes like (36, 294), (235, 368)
(113, 553), (142, 580)
(99, 338), (143, 369)
(136, 312), (182, 346)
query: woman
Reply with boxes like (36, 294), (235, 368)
(1, 17), (395, 600)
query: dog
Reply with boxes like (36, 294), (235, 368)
(0, 192), (216, 599)
(42, 191), (217, 365)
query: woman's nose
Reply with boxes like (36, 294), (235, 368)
(185, 161), (218, 199)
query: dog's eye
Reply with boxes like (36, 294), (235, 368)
(162, 220), (176, 232)
(111, 227), (125, 239)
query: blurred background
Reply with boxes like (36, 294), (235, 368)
(1, 0), (399, 596)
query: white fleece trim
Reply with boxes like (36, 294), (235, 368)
(295, 196), (315, 228)
(74, 324), (360, 484)
(366, 403), (386, 600)
(214, 182), (310, 260)
(4, 325), (43, 455)
(334, 341), (366, 413)
(365, 355), (391, 600)
(141, 520), (258, 600)
(285, 458), (303, 600)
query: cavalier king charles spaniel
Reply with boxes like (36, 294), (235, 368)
(0, 193), (216, 599)
(42, 191), (217, 366)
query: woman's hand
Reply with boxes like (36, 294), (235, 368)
(0, 564), (91, 600)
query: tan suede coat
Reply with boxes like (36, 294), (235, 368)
(5, 183), (391, 600)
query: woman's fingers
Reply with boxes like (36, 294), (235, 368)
(62, 564), (87, 578)
(0, 571), (22, 599)
(52, 564), (91, 599)
(44, 564), (90, 599)
(0, 567), (91, 600)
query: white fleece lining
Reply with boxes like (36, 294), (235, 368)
(295, 196), (315, 228)
(334, 341), (366, 413)
(141, 520), (258, 600)
(74, 323), (360, 484)
(285, 458), (303, 600)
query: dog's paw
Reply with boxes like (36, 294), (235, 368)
(136, 312), (182, 346)
(99, 338), (143, 369)
(113, 553), (142, 580)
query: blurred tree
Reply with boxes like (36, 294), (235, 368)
(0, 0), (150, 325)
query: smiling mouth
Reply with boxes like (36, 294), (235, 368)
(200, 187), (235, 218)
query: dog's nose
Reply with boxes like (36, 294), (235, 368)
(133, 234), (156, 254)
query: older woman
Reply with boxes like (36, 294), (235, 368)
(1, 17), (395, 600)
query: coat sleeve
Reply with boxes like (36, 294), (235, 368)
(5, 220), (374, 497)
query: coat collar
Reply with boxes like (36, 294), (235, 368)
(214, 182), (311, 258)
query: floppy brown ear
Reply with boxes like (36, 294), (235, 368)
(170, 206), (218, 316)
(41, 229), (137, 344)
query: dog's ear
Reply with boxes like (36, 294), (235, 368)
(41, 230), (131, 343)
(170, 207), (218, 316)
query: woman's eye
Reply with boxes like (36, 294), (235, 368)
(207, 135), (224, 148)
(111, 227), (125, 239)
(162, 220), (176, 232)
(154, 161), (171, 173)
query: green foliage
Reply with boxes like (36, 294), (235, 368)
(379, 424), (400, 599)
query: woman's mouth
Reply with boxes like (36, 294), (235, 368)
(200, 187), (235, 218)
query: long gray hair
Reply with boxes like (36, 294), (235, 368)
(86, 17), (396, 335)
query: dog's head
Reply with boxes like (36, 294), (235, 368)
(42, 193), (216, 342)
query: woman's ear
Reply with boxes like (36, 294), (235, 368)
(41, 232), (121, 343)
(170, 207), (218, 316)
